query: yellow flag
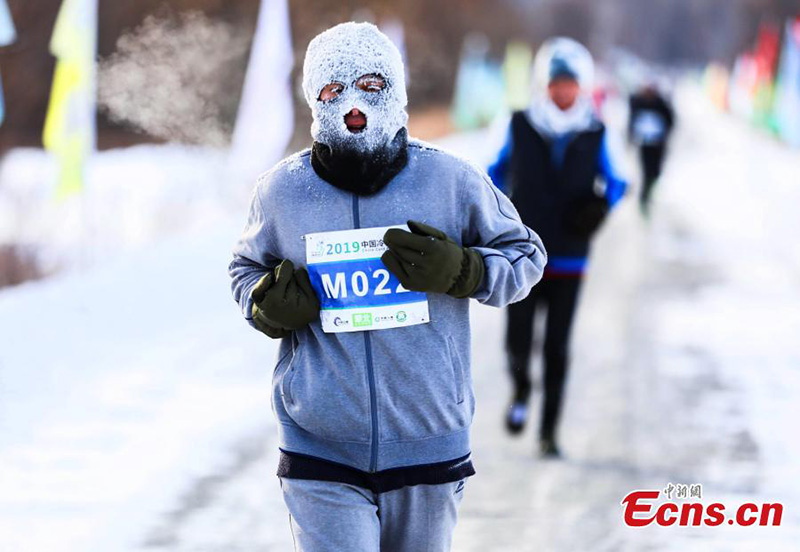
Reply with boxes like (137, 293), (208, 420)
(42, 0), (97, 199)
(503, 41), (533, 110)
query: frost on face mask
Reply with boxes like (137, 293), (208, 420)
(302, 22), (408, 155)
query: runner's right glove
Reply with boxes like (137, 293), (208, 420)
(381, 220), (485, 298)
(250, 260), (320, 337)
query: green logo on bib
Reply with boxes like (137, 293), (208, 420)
(353, 313), (373, 327)
(396, 311), (408, 323)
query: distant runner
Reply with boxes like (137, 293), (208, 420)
(489, 37), (627, 457)
(628, 81), (675, 214)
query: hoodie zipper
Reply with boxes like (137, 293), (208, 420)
(352, 194), (380, 472)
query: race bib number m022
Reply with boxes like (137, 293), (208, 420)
(305, 226), (430, 333)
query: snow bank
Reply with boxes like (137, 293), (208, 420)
(0, 144), (247, 275)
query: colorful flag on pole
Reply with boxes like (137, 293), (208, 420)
(0, 0), (16, 127)
(503, 41), (533, 110)
(42, 0), (97, 198)
(773, 18), (800, 147)
(0, 0), (15, 46)
(230, 0), (294, 182)
(751, 23), (781, 129)
(451, 35), (505, 130)
(0, 71), (5, 126)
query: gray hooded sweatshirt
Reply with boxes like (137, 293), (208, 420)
(229, 140), (546, 473)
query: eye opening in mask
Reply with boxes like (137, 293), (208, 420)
(318, 82), (345, 102)
(355, 73), (387, 93)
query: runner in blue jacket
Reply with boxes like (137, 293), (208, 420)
(229, 22), (545, 551)
(488, 38), (627, 457)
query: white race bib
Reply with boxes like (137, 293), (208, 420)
(305, 226), (430, 333)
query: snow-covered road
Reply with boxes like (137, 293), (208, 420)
(453, 87), (800, 551)
(1, 85), (799, 551)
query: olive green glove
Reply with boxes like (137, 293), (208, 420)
(250, 260), (320, 337)
(251, 304), (292, 339)
(250, 270), (290, 340)
(382, 220), (485, 298)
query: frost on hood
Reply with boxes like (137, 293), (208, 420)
(527, 37), (596, 137)
(302, 22), (408, 154)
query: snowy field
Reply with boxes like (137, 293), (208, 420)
(1, 84), (799, 551)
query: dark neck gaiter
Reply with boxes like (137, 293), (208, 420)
(310, 128), (409, 196)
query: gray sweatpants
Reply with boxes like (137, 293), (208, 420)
(279, 478), (466, 551)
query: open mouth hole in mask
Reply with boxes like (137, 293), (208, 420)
(344, 108), (367, 133)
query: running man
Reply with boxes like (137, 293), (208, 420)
(488, 37), (627, 457)
(230, 22), (545, 551)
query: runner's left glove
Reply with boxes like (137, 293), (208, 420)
(250, 260), (320, 337)
(382, 220), (485, 298)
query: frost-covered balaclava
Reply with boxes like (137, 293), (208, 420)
(302, 22), (408, 156)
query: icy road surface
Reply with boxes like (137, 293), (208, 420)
(0, 86), (798, 551)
